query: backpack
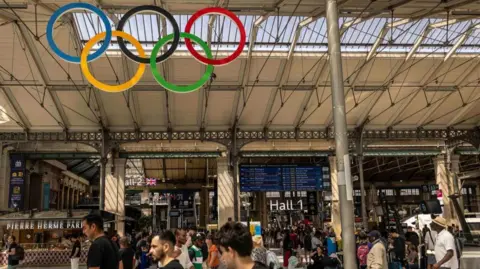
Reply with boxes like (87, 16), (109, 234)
(15, 245), (25, 261)
(266, 250), (281, 269)
(357, 245), (369, 266)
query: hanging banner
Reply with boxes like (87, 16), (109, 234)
(8, 155), (25, 209)
(43, 183), (50, 210)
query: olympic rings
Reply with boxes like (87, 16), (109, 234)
(151, 32), (214, 93)
(47, 4), (246, 93)
(81, 31), (146, 93)
(47, 3), (112, 63)
(185, 7), (246, 66)
(116, 5), (180, 64)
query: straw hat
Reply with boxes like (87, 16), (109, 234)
(432, 216), (447, 228)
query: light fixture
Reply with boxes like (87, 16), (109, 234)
(0, 105), (10, 124)
(299, 17), (314, 27)
(430, 19), (457, 28)
(424, 86), (458, 91)
(353, 86), (386, 91)
(390, 18), (411, 28)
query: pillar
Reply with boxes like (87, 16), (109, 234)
(329, 156), (341, 239)
(217, 157), (234, 226)
(258, 192), (268, 228)
(105, 158), (126, 236)
(66, 186), (71, 209)
(435, 155), (453, 221)
(450, 155), (463, 212)
(0, 148), (11, 210)
(476, 185), (480, 212)
(200, 188), (208, 227)
(60, 184), (65, 210)
(367, 185), (377, 225)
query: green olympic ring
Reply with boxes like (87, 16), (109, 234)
(151, 32), (214, 93)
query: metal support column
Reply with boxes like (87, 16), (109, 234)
(357, 121), (368, 229)
(99, 129), (109, 211)
(325, 0), (357, 268)
(232, 128), (239, 221)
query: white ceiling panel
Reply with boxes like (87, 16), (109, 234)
(268, 90), (306, 126)
(205, 91), (236, 126)
(56, 91), (101, 128)
(10, 86), (63, 128)
(170, 90), (199, 127)
(136, 91), (167, 127)
(248, 58), (281, 83)
(237, 87), (273, 126)
(99, 90), (135, 127)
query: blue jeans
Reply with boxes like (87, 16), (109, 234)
(389, 262), (402, 269)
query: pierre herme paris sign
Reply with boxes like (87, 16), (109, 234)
(269, 200), (304, 211)
(6, 220), (82, 230)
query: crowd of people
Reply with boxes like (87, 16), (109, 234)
(261, 215), (462, 269)
(2, 214), (464, 269)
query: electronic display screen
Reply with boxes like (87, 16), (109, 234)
(240, 164), (324, 192)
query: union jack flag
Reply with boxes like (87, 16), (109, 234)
(146, 178), (156, 186)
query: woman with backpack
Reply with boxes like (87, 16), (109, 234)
(357, 232), (369, 269)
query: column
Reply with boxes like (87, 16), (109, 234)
(217, 157), (234, 226)
(60, 184), (65, 210)
(435, 155), (453, 221)
(367, 185), (377, 224)
(105, 158), (126, 236)
(258, 192), (268, 228)
(451, 155), (463, 212)
(329, 156), (341, 239)
(200, 188), (208, 227)
(476, 185), (480, 212)
(66, 186), (71, 209)
(0, 148), (11, 210)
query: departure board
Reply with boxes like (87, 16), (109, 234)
(240, 164), (324, 192)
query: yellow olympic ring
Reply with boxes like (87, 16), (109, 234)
(80, 30), (146, 93)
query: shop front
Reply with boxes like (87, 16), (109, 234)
(0, 210), (96, 266)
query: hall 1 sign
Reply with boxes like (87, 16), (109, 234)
(6, 220), (82, 230)
(269, 200), (303, 211)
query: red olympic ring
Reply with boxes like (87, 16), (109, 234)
(185, 7), (246, 66)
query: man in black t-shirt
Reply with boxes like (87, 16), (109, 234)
(71, 234), (82, 269)
(82, 214), (120, 269)
(7, 235), (19, 268)
(150, 231), (183, 269)
(119, 237), (135, 269)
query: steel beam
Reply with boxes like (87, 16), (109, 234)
(444, 23), (478, 62)
(263, 13), (323, 128)
(230, 0), (285, 126)
(6, 18), (69, 129)
(0, 77), (31, 130)
(406, 27), (431, 61)
(65, 13), (107, 127)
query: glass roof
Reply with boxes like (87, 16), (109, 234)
(71, 12), (480, 55)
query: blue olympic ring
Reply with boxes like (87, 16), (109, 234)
(47, 2), (112, 63)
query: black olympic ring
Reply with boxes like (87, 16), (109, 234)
(116, 5), (181, 64)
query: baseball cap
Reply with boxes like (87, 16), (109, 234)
(192, 233), (205, 241)
(368, 230), (381, 238)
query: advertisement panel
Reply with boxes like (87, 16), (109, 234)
(8, 155), (25, 209)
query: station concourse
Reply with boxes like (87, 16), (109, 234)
(0, 0), (479, 268)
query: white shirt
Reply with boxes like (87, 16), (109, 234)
(434, 229), (458, 269)
(175, 244), (193, 269)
